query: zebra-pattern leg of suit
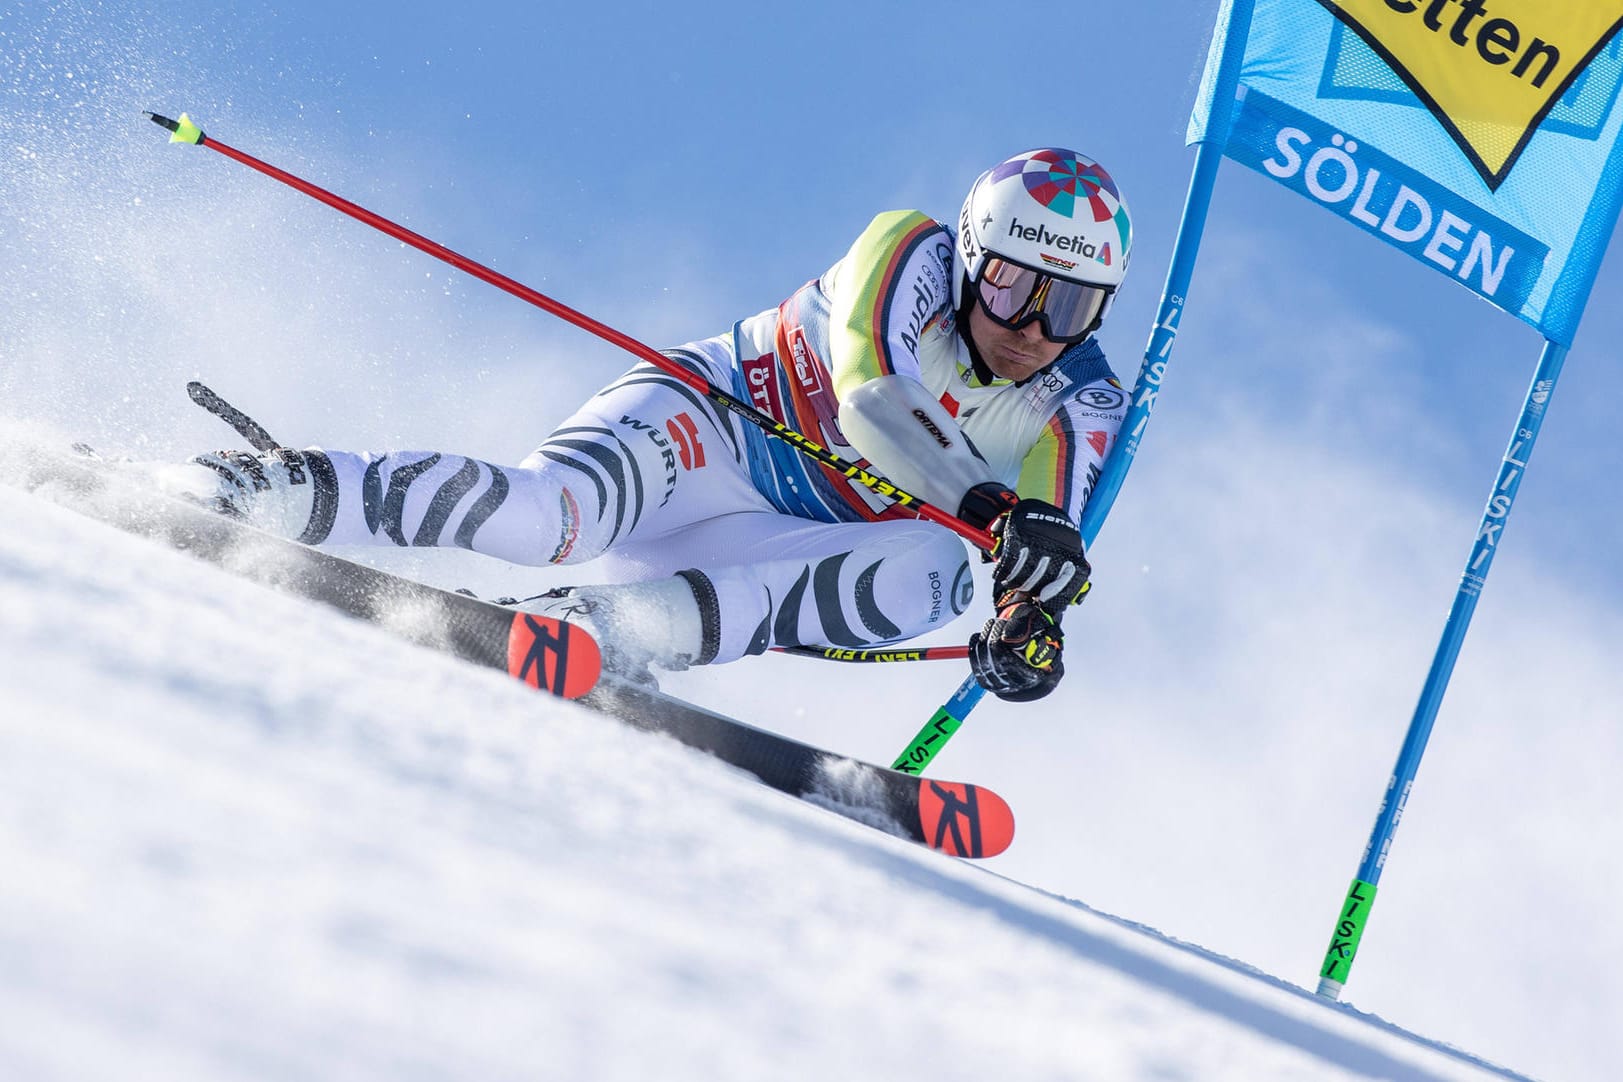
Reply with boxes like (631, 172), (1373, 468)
(295, 356), (769, 566)
(593, 514), (977, 665)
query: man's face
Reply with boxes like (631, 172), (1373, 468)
(965, 300), (1067, 381)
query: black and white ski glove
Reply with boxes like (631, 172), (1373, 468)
(990, 497), (1090, 612)
(968, 598), (1065, 702)
(959, 484), (1092, 614)
(190, 447), (327, 541)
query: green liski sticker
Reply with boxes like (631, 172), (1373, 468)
(1317, 878), (1378, 998)
(892, 707), (963, 774)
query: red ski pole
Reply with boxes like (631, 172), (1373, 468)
(143, 111), (995, 554)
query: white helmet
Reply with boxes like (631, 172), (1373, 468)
(955, 148), (1132, 343)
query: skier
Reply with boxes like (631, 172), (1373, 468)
(189, 147), (1132, 701)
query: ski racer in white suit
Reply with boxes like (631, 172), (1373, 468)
(195, 148), (1133, 701)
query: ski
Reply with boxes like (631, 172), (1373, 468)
(585, 677), (1014, 859)
(8, 448), (1015, 858)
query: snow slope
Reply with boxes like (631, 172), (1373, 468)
(0, 442), (1530, 1081)
(5, 1), (1622, 1075)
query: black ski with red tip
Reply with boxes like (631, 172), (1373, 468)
(10, 449), (1015, 857)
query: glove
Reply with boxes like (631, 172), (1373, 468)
(958, 484), (1089, 702)
(959, 483), (1091, 613)
(968, 597), (1065, 702)
(189, 446), (322, 540)
(988, 497), (1090, 614)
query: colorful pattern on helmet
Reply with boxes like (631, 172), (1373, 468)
(987, 149), (1131, 259)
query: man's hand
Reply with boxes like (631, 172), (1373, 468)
(959, 484), (1090, 611)
(968, 597), (1065, 701)
(958, 485), (1090, 701)
(188, 446), (322, 540)
(989, 497), (1090, 612)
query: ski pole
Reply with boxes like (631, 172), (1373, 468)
(891, 678), (983, 774)
(143, 111), (996, 555)
(773, 645), (969, 663)
(186, 380), (281, 452)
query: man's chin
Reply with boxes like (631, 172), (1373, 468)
(988, 354), (1046, 380)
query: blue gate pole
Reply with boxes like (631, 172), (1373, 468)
(1079, 120), (1231, 542)
(1317, 338), (1570, 999)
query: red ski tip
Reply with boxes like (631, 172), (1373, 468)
(506, 613), (602, 699)
(917, 780), (1015, 858)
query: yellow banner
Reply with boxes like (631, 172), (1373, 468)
(1321, 0), (1623, 186)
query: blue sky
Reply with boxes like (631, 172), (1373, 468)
(9, 0), (1616, 546)
(3, 2), (1621, 1079)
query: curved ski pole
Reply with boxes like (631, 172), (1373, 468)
(142, 111), (994, 555)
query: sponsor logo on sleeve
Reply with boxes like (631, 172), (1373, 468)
(549, 488), (581, 563)
(1078, 386), (1126, 411)
(900, 275), (951, 359)
(1023, 368), (1073, 409)
(789, 329), (827, 396)
(667, 412), (706, 471)
(619, 414), (679, 507)
(742, 354), (786, 422)
(951, 561), (973, 615)
(910, 408), (954, 449)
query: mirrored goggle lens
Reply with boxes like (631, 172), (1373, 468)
(975, 257), (1111, 342)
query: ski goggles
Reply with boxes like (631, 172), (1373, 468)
(973, 255), (1113, 344)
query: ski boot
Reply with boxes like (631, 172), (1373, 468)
(520, 573), (715, 686)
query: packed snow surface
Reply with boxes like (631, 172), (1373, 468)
(0, 449), (1529, 1081)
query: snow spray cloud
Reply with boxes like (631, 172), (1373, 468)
(0, 2), (305, 446)
(0, 3), (603, 462)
